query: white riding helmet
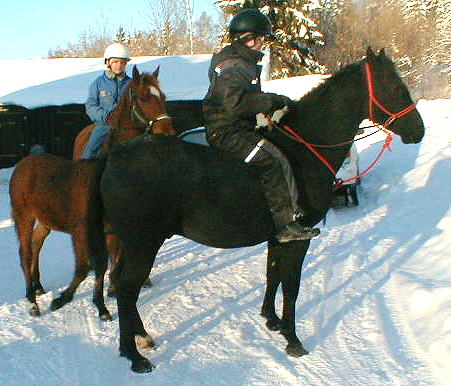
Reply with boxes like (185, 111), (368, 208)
(103, 42), (131, 64)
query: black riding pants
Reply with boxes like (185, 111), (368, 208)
(207, 128), (301, 230)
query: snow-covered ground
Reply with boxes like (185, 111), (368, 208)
(0, 55), (450, 385)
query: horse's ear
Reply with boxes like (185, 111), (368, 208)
(366, 46), (375, 61)
(133, 65), (140, 82)
(379, 48), (387, 58)
(152, 65), (160, 79)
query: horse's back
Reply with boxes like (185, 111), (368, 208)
(10, 154), (96, 232)
(73, 123), (95, 160)
(101, 135), (274, 248)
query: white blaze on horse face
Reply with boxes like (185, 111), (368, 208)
(149, 86), (161, 99)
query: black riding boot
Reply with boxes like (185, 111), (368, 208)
(272, 208), (320, 242)
(275, 221), (320, 243)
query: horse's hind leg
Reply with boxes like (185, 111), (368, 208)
(50, 228), (112, 320)
(50, 231), (90, 311)
(106, 233), (121, 297)
(14, 213), (41, 316)
(30, 222), (51, 295)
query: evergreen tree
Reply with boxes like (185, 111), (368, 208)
(312, 0), (450, 98)
(215, 0), (326, 78)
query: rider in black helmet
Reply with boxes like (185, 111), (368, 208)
(202, 8), (320, 243)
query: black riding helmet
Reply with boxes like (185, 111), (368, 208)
(229, 8), (276, 41)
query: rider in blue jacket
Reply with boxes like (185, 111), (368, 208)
(81, 42), (131, 159)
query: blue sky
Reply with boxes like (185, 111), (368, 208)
(1, 0), (220, 60)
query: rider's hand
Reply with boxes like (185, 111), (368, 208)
(271, 94), (295, 112)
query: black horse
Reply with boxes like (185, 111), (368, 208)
(86, 48), (425, 372)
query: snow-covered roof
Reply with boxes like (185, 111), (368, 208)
(0, 55), (213, 109)
(0, 55), (329, 109)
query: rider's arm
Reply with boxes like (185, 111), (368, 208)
(85, 78), (110, 125)
(214, 65), (290, 117)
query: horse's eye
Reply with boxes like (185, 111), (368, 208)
(139, 97), (150, 103)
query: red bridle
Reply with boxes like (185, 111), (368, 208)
(281, 61), (418, 188)
(364, 62), (417, 134)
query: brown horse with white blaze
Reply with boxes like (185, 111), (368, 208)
(9, 66), (175, 320)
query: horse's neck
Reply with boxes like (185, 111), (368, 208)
(108, 88), (134, 129)
(275, 65), (368, 215)
(286, 65), (367, 171)
(294, 65), (366, 145)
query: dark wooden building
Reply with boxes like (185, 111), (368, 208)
(0, 100), (203, 168)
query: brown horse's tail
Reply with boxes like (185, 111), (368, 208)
(87, 155), (109, 276)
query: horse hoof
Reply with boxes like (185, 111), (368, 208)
(142, 278), (153, 288)
(35, 288), (46, 296)
(261, 311), (281, 331)
(265, 319), (281, 331)
(286, 342), (309, 357)
(100, 311), (113, 321)
(50, 298), (64, 311)
(131, 358), (155, 373)
(135, 334), (156, 349)
(107, 288), (116, 298)
(29, 304), (41, 317)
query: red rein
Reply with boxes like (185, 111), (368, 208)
(282, 62), (417, 189)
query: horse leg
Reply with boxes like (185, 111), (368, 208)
(106, 233), (120, 297)
(261, 242), (282, 331)
(92, 261), (112, 321)
(116, 241), (162, 373)
(30, 222), (51, 295)
(50, 230), (90, 310)
(50, 228), (112, 320)
(14, 213), (41, 316)
(263, 240), (310, 357)
(279, 241), (310, 357)
(107, 233), (153, 298)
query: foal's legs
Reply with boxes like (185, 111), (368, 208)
(14, 213), (41, 316)
(30, 223), (51, 295)
(50, 227), (112, 321)
(261, 240), (310, 357)
(106, 233), (121, 297)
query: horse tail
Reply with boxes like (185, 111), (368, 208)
(87, 155), (109, 275)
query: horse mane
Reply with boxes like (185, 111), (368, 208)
(295, 60), (364, 113)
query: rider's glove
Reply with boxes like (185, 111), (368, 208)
(271, 94), (295, 112)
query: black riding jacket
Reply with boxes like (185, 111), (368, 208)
(202, 42), (285, 133)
